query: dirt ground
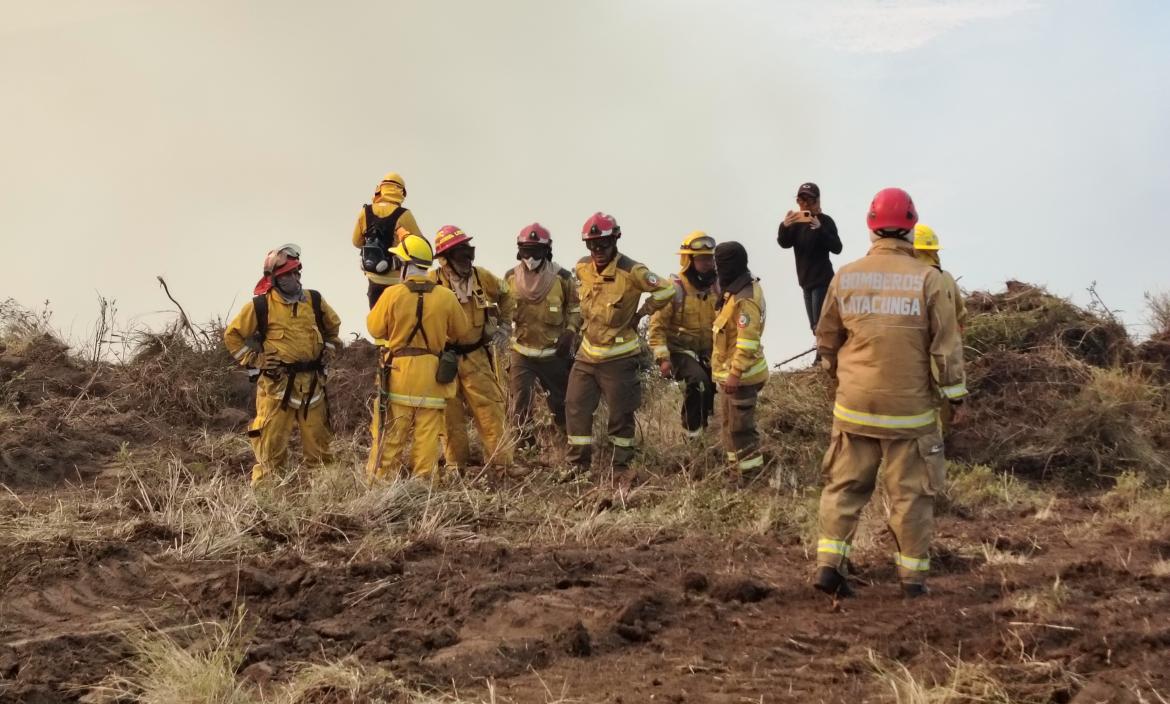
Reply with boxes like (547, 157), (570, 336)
(2, 468), (1167, 703)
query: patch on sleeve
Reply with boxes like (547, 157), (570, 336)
(737, 313), (750, 328)
(647, 273), (660, 286)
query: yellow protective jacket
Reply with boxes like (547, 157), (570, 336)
(429, 265), (514, 348)
(711, 280), (768, 386)
(648, 272), (717, 362)
(223, 290), (342, 408)
(504, 263), (581, 358)
(575, 253), (675, 363)
(351, 181), (424, 286)
(817, 238), (968, 439)
(367, 276), (471, 408)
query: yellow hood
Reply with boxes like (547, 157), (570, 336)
(375, 172), (406, 205)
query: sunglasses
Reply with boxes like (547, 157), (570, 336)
(683, 236), (716, 251)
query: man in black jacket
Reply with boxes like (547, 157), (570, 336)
(777, 182), (843, 331)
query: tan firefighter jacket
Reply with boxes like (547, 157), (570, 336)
(711, 279), (769, 386)
(504, 263), (581, 358)
(648, 272), (717, 362)
(574, 253), (674, 363)
(429, 265), (514, 350)
(816, 238), (967, 439)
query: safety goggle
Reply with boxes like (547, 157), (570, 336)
(683, 236), (716, 252)
(585, 238), (616, 252)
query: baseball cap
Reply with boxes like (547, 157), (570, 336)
(797, 182), (820, 199)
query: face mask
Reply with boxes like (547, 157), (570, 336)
(275, 273), (302, 297)
(523, 257), (544, 271)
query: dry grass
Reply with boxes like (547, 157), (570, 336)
(869, 651), (1014, 704)
(942, 463), (1041, 516)
(1098, 471), (1170, 537)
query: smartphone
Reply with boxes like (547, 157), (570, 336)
(793, 210), (813, 223)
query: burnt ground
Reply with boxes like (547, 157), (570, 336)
(1, 482), (1167, 703)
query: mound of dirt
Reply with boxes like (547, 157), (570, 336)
(948, 348), (1170, 483)
(964, 280), (1132, 366)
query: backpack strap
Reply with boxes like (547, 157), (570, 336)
(308, 290), (325, 338)
(252, 294), (269, 344)
(403, 280), (435, 349)
(364, 205), (407, 248)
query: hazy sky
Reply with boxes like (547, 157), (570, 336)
(2, 1), (1168, 360)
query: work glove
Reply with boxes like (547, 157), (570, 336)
(322, 342), (340, 366)
(658, 359), (674, 379)
(491, 325), (510, 348)
(722, 371), (741, 394)
(554, 331), (575, 359)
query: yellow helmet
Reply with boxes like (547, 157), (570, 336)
(914, 223), (941, 251)
(388, 233), (434, 268)
(380, 171), (405, 189)
(677, 230), (716, 267)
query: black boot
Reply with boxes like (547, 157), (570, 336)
(901, 582), (929, 599)
(814, 566), (854, 598)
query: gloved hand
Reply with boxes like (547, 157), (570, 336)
(722, 371), (741, 394)
(555, 331), (575, 359)
(658, 359), (674, 379)
(631, 310), (646, 330)
(491, 325), (510, 348)
(253, 351), (282, 372)
(322, 342), (340, 366)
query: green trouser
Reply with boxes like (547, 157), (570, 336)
(816, 429), (945, 585)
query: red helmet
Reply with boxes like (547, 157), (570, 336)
(254, 245), (302, 295)
(434, 225), (473, 256)
(867, 188), (918, 233)
(517, 222), (552, 245)
(581, 212), (620, 241)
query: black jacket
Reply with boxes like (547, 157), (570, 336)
(777, 213), (843, 290)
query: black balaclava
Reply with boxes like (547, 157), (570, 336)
(714, 241), (751, 293)
(685, 265), (717, 290)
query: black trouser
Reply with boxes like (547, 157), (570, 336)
(671, 352), (714, 434)
(367, 281), (391, 309)
(803, 285), (829, 332)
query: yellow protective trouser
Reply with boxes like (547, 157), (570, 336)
(248, 383), (333, 485)
(367, 402), (445, 479)
(444, 347), (512, 468)
(816, 430), (945, 585)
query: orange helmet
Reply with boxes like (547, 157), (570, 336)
(581, 212), (620, 241)
(517, 222), (552, 245)
(867, 188), (918, 233)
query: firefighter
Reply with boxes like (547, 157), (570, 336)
(565, 212), (675, 480)
(352, 171), (426, 309)
(710, 241), (769, 475)
(915, 223), (968, 434)
(366, 234), (470, 479)
(505, 223), (581, 447)
(224, 245), (342, 486)
(814, 188), (967, 600)
(648, 231), (719, 439)
(430, 225), (515, 471)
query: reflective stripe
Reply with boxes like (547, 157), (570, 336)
(286, 391), (326, 409)
(833, 403), (936, 429)
(895, 553), (930, 572)
(610, 436), (634, 448)
(374, 338), (392, 347)
(817, 538), (852, 557)
(725, 451), (737, 461)
(512, 340), (558, 358)
(231, 345), (250, 361)
(736, 338), (761, 351)
(713, 358), (768, 382)
(568, 307), (581, 313)
(685, 429), (702, 439)
(568, 435), (592, 446)
(580, 337), (640, 359)
(679, 349), (699, 361)
(388, 392), (446, 409)
(941, 383), (968, 400)
(652, 345), (670, 358)
(652, 283), (676, 301)
(737, 454), (764, 471)
(324, 341), (337, 351)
